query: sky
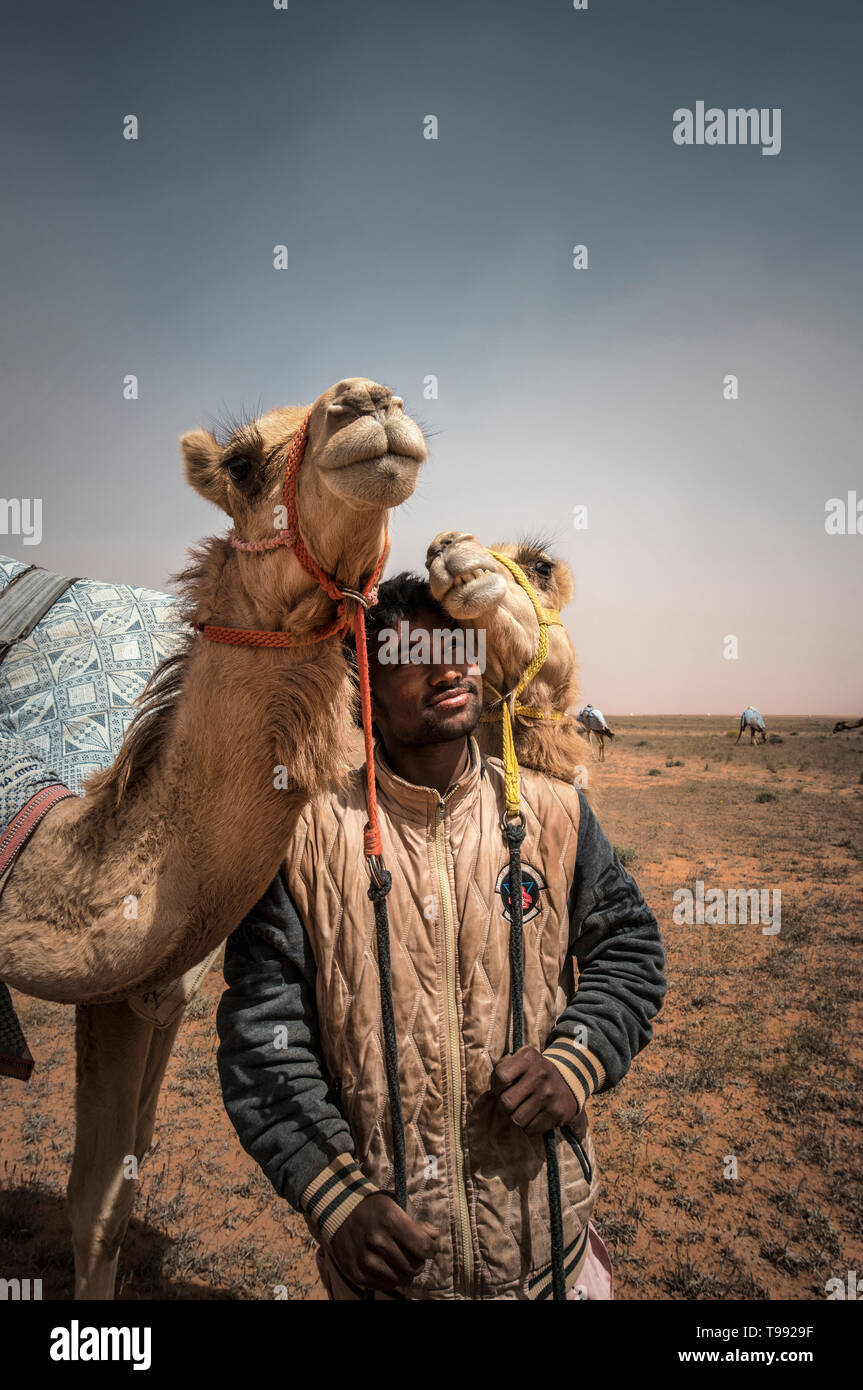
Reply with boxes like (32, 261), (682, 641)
(1, 0), (861, 713)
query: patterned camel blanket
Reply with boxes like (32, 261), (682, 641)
(0, 555), (219, 1079)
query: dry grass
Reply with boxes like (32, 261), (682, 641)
(1, 716), (861, 1299)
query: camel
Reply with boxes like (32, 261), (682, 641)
(0, 376), (426, 1298)
(575, 704), (615, 762)
(833, 717), (863, 733)
(736, 706), (768, 745)
(425, 532), (584, 782)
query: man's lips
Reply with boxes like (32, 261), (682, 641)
(426, 687), (476, 712)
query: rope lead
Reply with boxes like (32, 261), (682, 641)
(504, 817), (567, 1300)
(368, 872), (407, 1212)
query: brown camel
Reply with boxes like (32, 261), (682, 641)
(0, 377), (426, 1298)
(425, 532), (583, 783)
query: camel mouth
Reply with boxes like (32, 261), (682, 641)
(319, 451), (423, 510)
(318, 413), (428, 473)
(435, 567), (507, 617)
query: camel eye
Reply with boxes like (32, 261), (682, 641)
(225, 456), (254, 483)
(533, 560), (553, 578)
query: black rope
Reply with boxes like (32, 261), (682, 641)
(369, 871), (408, 1211)
(370, 826), (566, 1300)
(543, 1132), (566, 1301)
(503, 820), (526, 1050)
(503, 817), (567, 1301)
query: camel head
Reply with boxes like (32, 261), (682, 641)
(425, 532), (577, 708)
(180, 378), (427, 616)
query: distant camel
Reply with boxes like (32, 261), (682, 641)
(736, 706), (768, 745)
(833, 717), (863, 733)
(577, 704), (615, 761)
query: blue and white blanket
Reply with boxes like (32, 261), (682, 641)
(0, 554), (191, 797)
(0, 556), (208, 1046)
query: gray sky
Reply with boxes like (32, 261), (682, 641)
(1, 0), (861, 713)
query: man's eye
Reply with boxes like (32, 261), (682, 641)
(225, 456), (254, 483)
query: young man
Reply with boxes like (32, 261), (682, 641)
(216, 574), (666, 1300)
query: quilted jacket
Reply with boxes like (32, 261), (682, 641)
(217, 739), (666, 1299)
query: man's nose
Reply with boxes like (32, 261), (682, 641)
(429, 662), (473, 684)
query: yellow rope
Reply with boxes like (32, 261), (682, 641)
(480, 550), (565, 816)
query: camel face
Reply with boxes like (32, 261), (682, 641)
(426, 532), (508, 617)
(426, 532), (576, 697)
(179, 379), (426, 602)
(182, 379), (425, 519)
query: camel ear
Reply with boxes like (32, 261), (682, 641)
(181, 429), (230, 514)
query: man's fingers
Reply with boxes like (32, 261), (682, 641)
(508, 1093), (546, 1131)
(522, 1109), (556, 1137)
(490, 1048), (532, 1094)
(384, 1205), (438, 1261)
(366, 1231), (424, 1283)
(361, 1252), (410, 1292)
(495, 1069), (540, 1115)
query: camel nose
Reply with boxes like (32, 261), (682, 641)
(327, 379), (402, 422)
(426, 532), (472, 565)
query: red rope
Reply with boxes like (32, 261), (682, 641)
(199, 407), (388, 864)
(354, 603), (382, 858)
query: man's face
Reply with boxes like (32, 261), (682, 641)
(369, 607), (484, 748)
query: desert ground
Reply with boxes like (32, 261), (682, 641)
(1, 715), (861, 1300)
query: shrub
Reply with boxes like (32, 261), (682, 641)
(614, 845), (639, 867)
(756, 791), (777, 804)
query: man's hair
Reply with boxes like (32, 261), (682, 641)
(362, 572), (450, 646)
(343, 572), (452, 712)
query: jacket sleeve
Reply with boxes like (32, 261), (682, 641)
(541, 791), (666, 1112)
(216, 870), (380, 1243)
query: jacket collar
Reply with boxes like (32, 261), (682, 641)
(373, 736), (484, 826)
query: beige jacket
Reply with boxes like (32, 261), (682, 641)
(285, 740), (609, 1299)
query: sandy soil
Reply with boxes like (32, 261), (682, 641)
(1, 716), (861, 1300)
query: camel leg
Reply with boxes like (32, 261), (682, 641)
(68, 1001), (183, 1299)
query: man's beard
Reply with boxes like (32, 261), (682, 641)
(410, 685), (483, 746)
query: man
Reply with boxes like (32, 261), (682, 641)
(216, 573), (666, 1300)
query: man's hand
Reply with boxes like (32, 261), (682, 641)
(327, 1192), (438, 1292)
(490, 1046), (579, 1135)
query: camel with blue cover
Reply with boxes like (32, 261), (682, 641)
(0, 378), (426, 1297)
(736, 706), (768, 745)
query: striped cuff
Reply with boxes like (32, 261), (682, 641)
(543, 1037), (606, 1112)
(300, 1153), (380, 1243)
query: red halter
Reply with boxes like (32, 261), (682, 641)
(197, 408), (387, 861)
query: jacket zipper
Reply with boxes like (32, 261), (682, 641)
(432, 785), (475, 1299)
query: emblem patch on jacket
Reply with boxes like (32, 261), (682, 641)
(496, 863), (546, 923)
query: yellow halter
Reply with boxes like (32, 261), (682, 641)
(479, 549), (564, 817)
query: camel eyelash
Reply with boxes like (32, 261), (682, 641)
(220, 426), (265, 463)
